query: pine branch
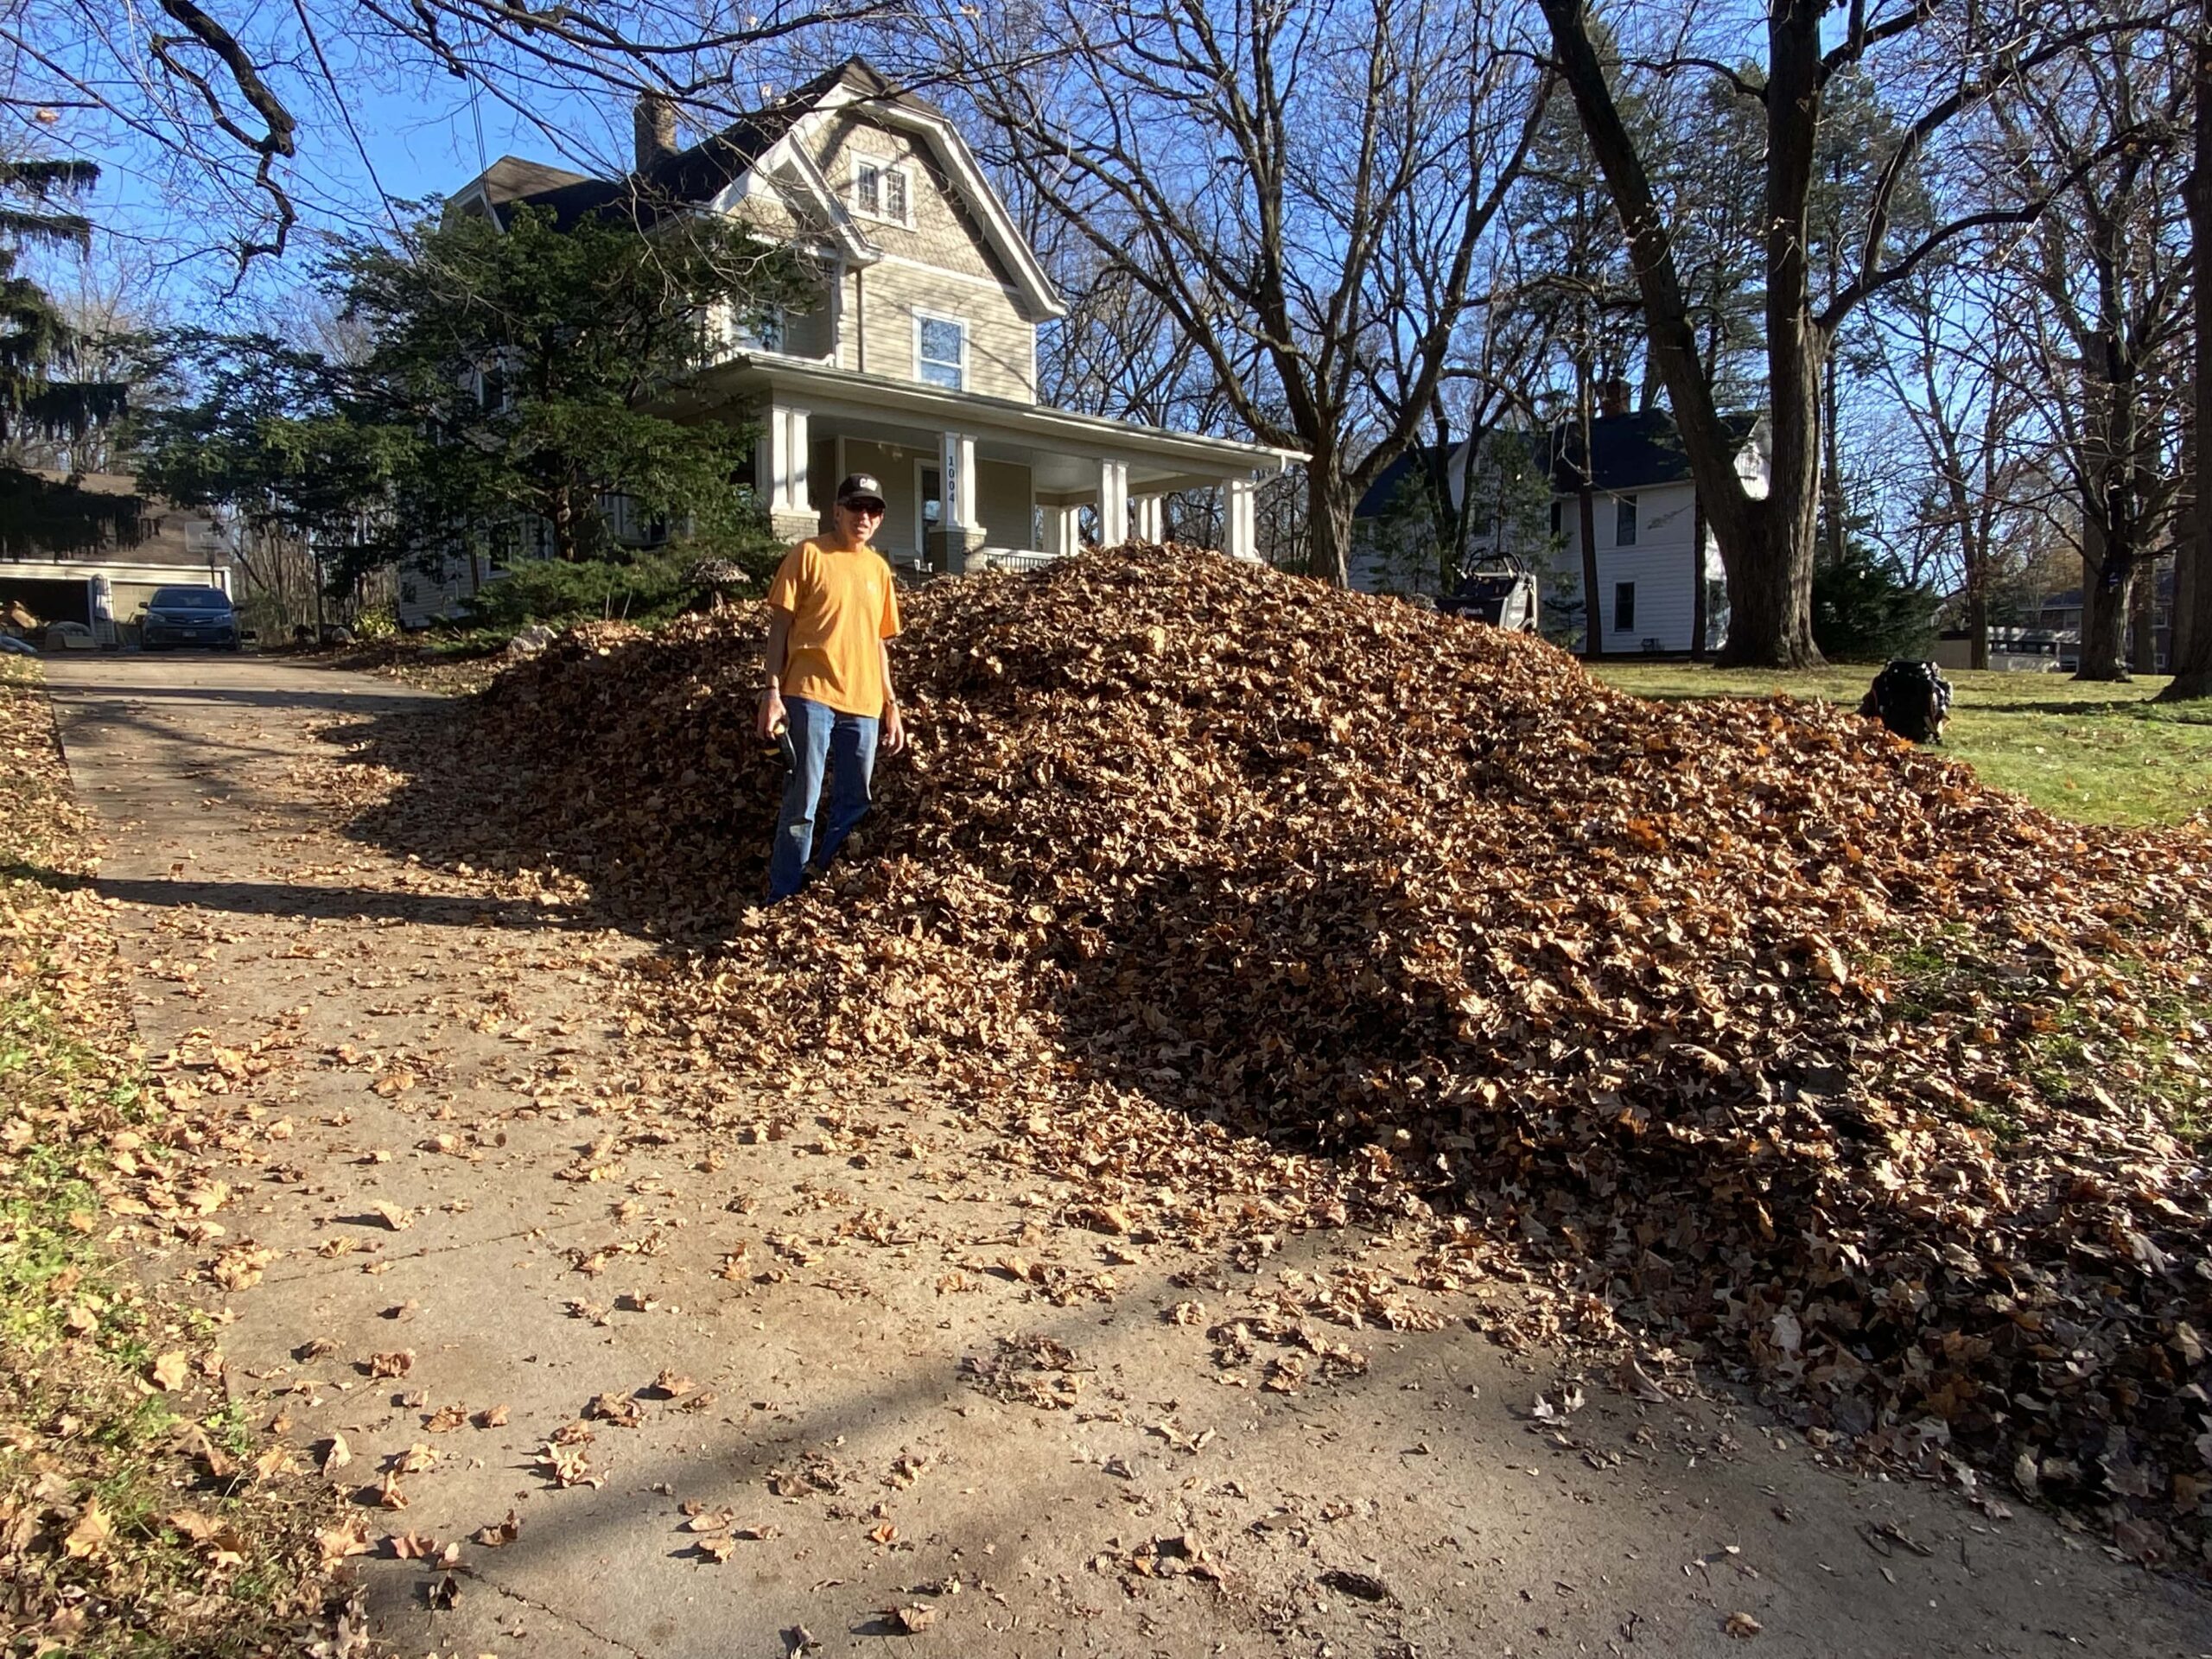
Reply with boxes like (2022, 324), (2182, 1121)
(0, 161), (99, 200)
(0, 466), (146, 557)
(0, 208), (93, 250)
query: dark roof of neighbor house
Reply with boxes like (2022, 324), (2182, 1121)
(463, 58), (940, 232)
(1533, 408), (1761, 493)
(17, 472), (224, 567)
(1354, 409), (1763, 520)
(1353, 446), (1452, 518)
(2037, 563), (2177, 613)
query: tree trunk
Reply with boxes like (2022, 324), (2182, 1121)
(1967, 577), (1989, 671)
(553, 479), (579, 564)
(2075, 509), (2134, 681)
(1821, 346), (1846, 569)
(1306, 462), (1356, 587)
(1578, 486), (1602, 658)
(1715, 335), (1824, 667)
(2164, 0), (2212, 699)
(2129, 562), (2158, 673)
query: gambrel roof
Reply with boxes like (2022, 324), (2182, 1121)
(449, 58), (1064, 320)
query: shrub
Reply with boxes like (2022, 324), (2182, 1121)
(1812, 546), (1939, 662)
(461, 550), (714, 633)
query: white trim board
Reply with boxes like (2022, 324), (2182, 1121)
(871, 251), (1028, 300)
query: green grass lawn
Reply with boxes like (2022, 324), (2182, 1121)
(1587, 661), (2212, 828)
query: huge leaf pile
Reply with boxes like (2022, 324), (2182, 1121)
(426, 546), (2212, 1563)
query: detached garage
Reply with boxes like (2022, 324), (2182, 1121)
(3, 474), (232, 645)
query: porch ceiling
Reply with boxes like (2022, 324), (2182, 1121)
(683, 353), (1303, 493)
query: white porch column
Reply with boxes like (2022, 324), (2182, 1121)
(1131, 493), (1165, 543)
(1097, 459), (1130, 545)
(757, 404), (815, 539)
(753, 404), (810, 513)
(1224, 476), (1258, 563)
(1043, 505), (1083, 561)
(940, 431), (978, 529)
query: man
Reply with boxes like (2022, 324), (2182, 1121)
(756, 473), (906, 901)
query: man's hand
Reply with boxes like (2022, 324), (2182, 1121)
(756, 687), (785, 742)
(882, 703), (906, 755)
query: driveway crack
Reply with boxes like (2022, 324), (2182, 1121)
(454, 1567), (652, 1659)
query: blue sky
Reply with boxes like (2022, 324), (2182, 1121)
(34, 13), (775, 324)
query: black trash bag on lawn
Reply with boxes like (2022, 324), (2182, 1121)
(1858, 659), (1953, 744)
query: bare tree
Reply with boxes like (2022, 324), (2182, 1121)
(4, 0), (888, 270)
(2161, 0), (2212, 699)
(1994, 27), (2192, 682)
(912, 0), (1550, 586)
(1866, 253), (2050, 667)
(1533, 1), (2172, 668)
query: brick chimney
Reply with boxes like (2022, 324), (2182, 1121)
(633, 92), (678, 174)
(1598, 376), (1631, 419)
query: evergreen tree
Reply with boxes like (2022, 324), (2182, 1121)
(0, 156), (140, 556)
(333, 202), (806, 577)
(143, 200), (810, 606)
(1812, 541), (1939, 662)
(136, 334), (415, 593)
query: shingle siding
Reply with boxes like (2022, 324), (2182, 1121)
(815, 113), (1019, 290)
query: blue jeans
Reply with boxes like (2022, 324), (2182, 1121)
(768, 696), (879, 900)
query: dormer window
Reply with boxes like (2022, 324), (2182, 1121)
(854, 156), (911, 225)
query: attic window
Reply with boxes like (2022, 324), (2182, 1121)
(854, 157), (911, 225)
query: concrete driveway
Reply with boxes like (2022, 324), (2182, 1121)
(40, 650), (2212, 1659)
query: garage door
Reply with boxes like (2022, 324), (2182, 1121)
(0, 576), (91, 628)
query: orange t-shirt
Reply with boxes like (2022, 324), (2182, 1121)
(766, 537), (902, 717)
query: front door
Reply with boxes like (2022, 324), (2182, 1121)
(916, 462), (942, 556)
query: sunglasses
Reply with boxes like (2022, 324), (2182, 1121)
(839, 499), (886, 517)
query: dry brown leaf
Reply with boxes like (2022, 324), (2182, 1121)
(316, 1517), (371, 1565)
(586, 1390), (642, 1427)
(62, 1496), (111, 1559)
(474, 1510), (522, 1547)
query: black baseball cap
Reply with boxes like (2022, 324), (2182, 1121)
(835, 473), (887, 512)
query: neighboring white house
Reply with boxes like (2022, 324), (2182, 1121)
(1352, 400), (1767, 656)
(404, 58), (1302, 625)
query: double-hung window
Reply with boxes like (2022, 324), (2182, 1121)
(854, 157), (911, 225)
(917, 314), (966, 391)
(1615, 493), (1638, 546)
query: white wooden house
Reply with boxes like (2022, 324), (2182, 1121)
(404, 59), (1300, 623)
(1352, 403), (1767, 656)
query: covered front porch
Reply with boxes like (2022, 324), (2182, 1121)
(690, 356), (1300, 570)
